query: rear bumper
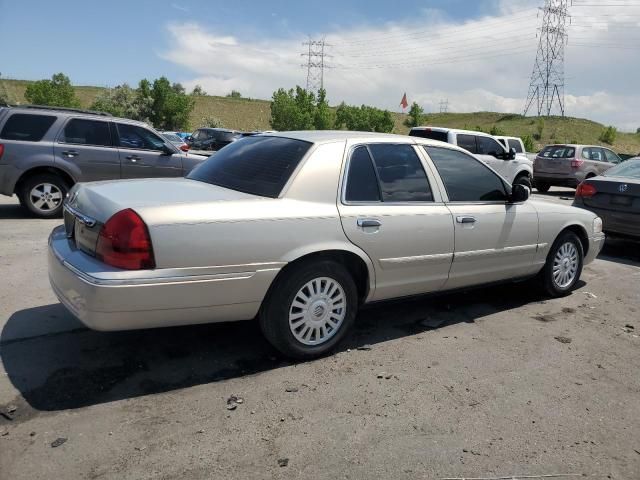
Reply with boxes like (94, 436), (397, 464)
(0, 163), (20, 196)
(533, 173), (580, 188)
(48, 226), (281, 331)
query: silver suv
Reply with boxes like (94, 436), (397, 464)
(533, 144), (622, 192)
(0, 106), (207, 217)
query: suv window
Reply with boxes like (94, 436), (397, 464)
(0, 113), (57, 142)
(187, 136), (312, 198)
(60, 118), (111, 146)
(508, 139), (523, 153)
(477, 136), (503, 156)
(116, 123), (166, 151)
(603, 149), (621, 164)
(582, 147), (604, 161)
(409, 129), (448, 143)
(368, 144), (433, 202)
(456, 134), (477, 153)
(424, 146), (508, 202)
(345, 146), (381, 202)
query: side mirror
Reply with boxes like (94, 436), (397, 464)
(508, 147), (517, 160)
(510, 183), (530, 203)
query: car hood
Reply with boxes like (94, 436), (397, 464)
(67, 178), (260, 223)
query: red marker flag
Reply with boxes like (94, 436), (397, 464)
(400, 92), (408, 110)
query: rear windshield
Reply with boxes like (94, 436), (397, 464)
(539, 145), (575, 158)
(187, 136), (312, 198)
(604, 159), (640, 179)
(409, 129), (448, 143)
(0, 113), (57, 141)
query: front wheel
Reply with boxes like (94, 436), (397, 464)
(513, 173), (532, 189)
(259, 260), (358, 359)
(539, 231), (584, 297)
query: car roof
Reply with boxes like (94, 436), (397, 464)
(410, 126), (494, 137)
(4, 105), (151, 127)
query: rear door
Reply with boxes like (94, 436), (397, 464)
(116, 122), (183, 178)
(338, 142), (454, 301)
(54, 117), (120, 182)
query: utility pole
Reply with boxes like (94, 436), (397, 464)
(439, 99), (449, 114)
(523, 0), (569, 117)
(301, 38), (332, 93)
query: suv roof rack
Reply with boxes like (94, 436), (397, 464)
(13, 104), (113, 117)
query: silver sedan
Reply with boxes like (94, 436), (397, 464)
(49, 131), (605, 358)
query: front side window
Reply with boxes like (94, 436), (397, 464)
(116, 123), (166, 151)
(0, 114), (56, 142)
(456, 134), (477, 154)
(60, 118), (111, 146)
(424, 146), (507, 202)
(368, 144), (433, 202)
(188, 136), (312, 198)
(603, 149), (621, 164)
(345, 146), (381, 202)
(477, 136), (504, 156)
(508, 139), (523, 153)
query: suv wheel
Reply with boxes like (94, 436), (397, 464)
(513, 173), (532, 189)
(19, 173), (69, 218)
(539, 230), (584, 297)
(259, 260), (358, 359)
(535, 182), (550, 193)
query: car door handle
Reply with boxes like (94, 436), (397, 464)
(357, 218), (381, 228)
(125, 155), (142, 162)
(62, 150), (78, 158)
(456, 216), (477, 224)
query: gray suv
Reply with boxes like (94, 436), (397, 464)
(533, 144), (622, 192)
(0, 106), (208, 217)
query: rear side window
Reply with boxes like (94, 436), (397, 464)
(368, 144), (433, 202)
(60, 119), (111, 146)
(424, 146), (507, 202)
(540, 146), (575, 158)
(456, 134), (477, 154)
(409, 129), (448, 143)
(582, 147), (604, 161)
(508, 139), (523, 153)
(0, 114), (56, 142)
(187, 136), (312, 198)
(345, 146), (381, 202)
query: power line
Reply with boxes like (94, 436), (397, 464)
(524, 0), (570, 117)
(301, 38), (332, 93)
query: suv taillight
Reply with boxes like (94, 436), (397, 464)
(0, 144), (4, 160)
(576, 182), (597, 198)
(571, 158), (584, 168)
(96, 209), (155, 270)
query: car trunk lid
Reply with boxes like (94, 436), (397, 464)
(580, 177), (640, 213)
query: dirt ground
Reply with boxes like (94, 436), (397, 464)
(0, 191), (639, 480)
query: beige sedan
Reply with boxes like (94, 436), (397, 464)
(49, 132), (605, 358)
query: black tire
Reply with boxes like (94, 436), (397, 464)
(259, 260), (358, 360)
(513, 173), (532, 189)
(19, 173), (69, 218)
(539, 230), (584, 297)
(535, 182), (550, 193)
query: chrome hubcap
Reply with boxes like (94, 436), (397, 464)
(30, 183), (63, 212)
(552, 242), (579, 288)
(288, 277), (346, 346)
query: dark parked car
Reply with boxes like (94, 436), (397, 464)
(573, 158), (640, 239)
(0, 106), (207, 218)
(188, 128), (241, 151)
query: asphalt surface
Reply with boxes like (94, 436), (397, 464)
(1, 189), (639, 480)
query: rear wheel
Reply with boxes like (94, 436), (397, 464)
(19, 173), (69, 218)
(259, 260), (358, 359)
(535, 182), (550, 193)
(539, 230), (584, 297)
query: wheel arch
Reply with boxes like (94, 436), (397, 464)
(14, 166), (76, 195)
(560, 224), (590, 258)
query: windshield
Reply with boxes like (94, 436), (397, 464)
(603, 158), (640, 179)
(187, 136), (312, 198)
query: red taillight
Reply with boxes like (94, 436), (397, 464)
(180, 144), (190, 152)
(571, 158), (584, 168)
(96, 209), (155, 270)
(0, 144), (5, 160)
(576, 182), (597, 198)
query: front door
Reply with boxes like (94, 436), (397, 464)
(422, 145), (539, 290)
(115, 123), (183, 178)
(338, 142), (454, 301)
(54, 117), (120, 182)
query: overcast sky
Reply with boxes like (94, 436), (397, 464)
(1, 0), (638, 130)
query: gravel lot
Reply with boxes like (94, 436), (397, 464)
(1, 190), (639, 480)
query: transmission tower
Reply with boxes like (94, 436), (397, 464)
(523, 0), (570, 117)
(301, 38), (331, 93)
(439, 99), (449, 114)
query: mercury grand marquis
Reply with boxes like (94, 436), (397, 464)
(49, 131), (605, 358)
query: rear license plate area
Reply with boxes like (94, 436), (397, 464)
(611, 195), (632, 206)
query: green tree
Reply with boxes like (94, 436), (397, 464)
(200, 115), (224, 128)
(24, 73), (80, 108)
(270, 86), (316, 131)
(145, 77), (195, 130)
(0, 77), (9, 105)
(403, 102), (424, 128)
(191, 85), (207, 96)
(489, 125), (505, 136)
(534, 117), (545, 140)
(227, 90), (242, 98)
(91, 84), (144, 119)
(334, 103), (394, 133)
(599, 125), (617, 145)
(314, 88), (333, 130)
(522, 134), (535, 152)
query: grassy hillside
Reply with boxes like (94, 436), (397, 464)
(3, 79), (639, 154)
